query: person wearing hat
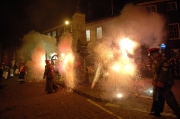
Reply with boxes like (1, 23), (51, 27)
(3, 64), (9, 80)
(18, 62), (27, 84)
(148, 47), (180, 118)
(43, 60), (56, 94)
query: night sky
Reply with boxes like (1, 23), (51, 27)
(0, 0), (132, 48)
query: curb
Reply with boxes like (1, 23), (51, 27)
(57, 82), (108, 102)
(56, 82), (152, 102)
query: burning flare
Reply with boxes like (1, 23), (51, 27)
(92, 37), (139, 89)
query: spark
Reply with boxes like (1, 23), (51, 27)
(111, 62), (121, 72)
(117, 93), (123, 98)
(119, 37), (138, 56)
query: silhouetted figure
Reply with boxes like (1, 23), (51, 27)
(18, 62), (26, 84)
(43, 60), (56, 94)
(148, 47), (180, 118)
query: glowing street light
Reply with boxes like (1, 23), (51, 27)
(65, 21), (69, 25)
(64, 20), (72, 32)
(117, 93), (123, 98)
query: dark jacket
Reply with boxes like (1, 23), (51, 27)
(152, 57), (174, 100)
(157, 58), (174, 87)
(152, 57), (174, 90)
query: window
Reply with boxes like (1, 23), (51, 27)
(168, 23), (180, 40)
(147, 5), (157, 12)
(97, 27), (102, 39)
(166, 2), (177, 11)
(171, 49), (180, 58)
(47, 33), (51, 36)
(52, 31), (56, 37)
(86, 30), (90, 41)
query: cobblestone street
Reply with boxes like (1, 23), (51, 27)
(0, 77), (179, 119)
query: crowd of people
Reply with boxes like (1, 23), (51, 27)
(0, 59), (59, 93)
(0, 61), (27, 84)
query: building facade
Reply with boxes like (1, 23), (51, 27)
(42, 11), (86, 53)
(42, 0), (180, 59)
(137, 0), (180, 58)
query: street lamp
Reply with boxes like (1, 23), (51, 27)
(64, 20), (72, 32)
(65, 21), (69, 25)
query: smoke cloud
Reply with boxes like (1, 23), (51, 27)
(57, 33), (76, 89)
(88, 3), (168, 99)
(116, 3), (167, 47)
(18, 30), (57, 80)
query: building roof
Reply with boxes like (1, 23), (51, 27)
(86, 14), (120, 25)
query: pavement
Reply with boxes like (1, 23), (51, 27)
(56, 77), (180, 118)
